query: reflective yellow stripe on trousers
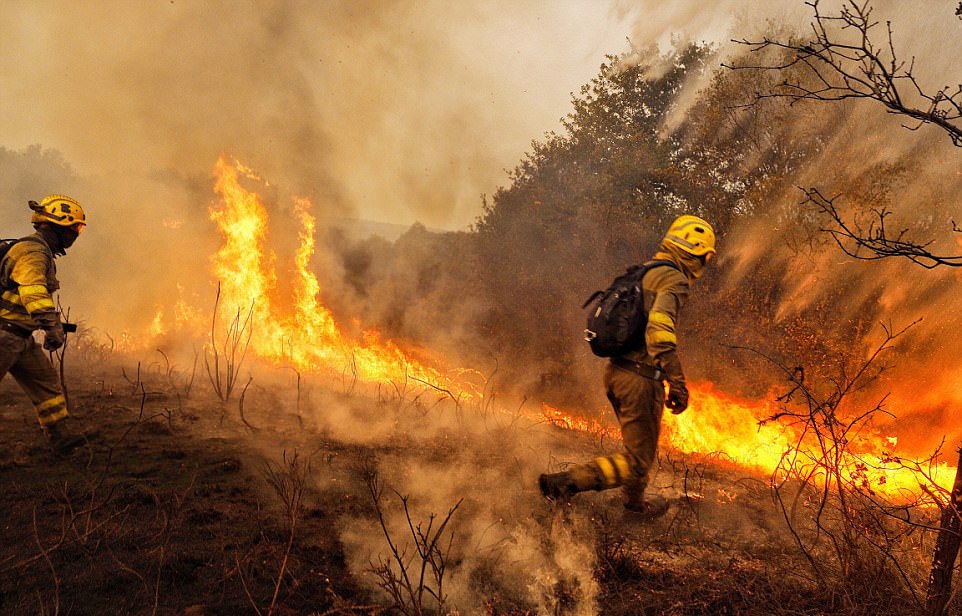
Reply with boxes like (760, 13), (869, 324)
(36, 394), (67, 425)
(595, 454), (632, 488)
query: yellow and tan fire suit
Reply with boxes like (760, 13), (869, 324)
(0, 234), (68, 427)
(566, 247), (693, 508)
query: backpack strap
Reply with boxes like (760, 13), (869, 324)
(0, 236), (47, 289)
(642, 259), (679, 272)
(581, 290), (605, 309)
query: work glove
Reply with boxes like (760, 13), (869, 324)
(36, 313), (65, 351)
(42, 325), (65, 351)
(667, 383), (689, 414)
(658, 350), (689, 414)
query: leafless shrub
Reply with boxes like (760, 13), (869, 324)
(341, 351), (359, 396)
(411, 376), (464, 425)
(183, 345), (199, 398)
(364, 466), (463, 616)
(288, 366), (305, 427)
(205, 281), (254, 402)
(73, 325), (115, 366)
(122, 361), (142, 394)
(260, 449), (310, 616)
(47, 302), (74, 410)
(734, 320), (940, 610)
(32, 507), (61, 616)
(147, 476), (197, 616)
(237, 375), (257, 431)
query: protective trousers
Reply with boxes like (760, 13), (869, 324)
(0, 329), (67, 427)
(566, 362), (665, 507)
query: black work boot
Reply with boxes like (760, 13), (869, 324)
(538, 472), (579, 501)
(624, 494), (669, 521)
(44, 420), (87, 456)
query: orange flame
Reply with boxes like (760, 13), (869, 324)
(545, 382), (957, 502)
(208, 156), (478, 397)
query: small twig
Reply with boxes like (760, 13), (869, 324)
(33, 507), (61, 616)
(238, 375), (257, 431)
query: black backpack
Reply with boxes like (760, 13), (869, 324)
(582, 260), (677, 357)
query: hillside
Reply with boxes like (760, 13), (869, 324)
(0, 357), (934, 615)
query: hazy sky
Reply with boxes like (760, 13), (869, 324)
(1, 1), (949, 231)
(0, 0), (754, 230)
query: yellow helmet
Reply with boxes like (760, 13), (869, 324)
(29, 195), (86, 229)
(663, 215), (716, 257)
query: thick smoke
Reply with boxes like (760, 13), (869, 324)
(707, 1), (962, 450)
(288, 378), (613, 613)
(0, 0), (646, 337)
(0, 1), (642, 229)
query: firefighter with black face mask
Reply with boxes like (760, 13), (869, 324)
(539, 215), (716, 520)
(0, 195), (88, 455)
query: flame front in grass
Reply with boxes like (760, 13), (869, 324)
(542, 382), (957, 502)
(208, 156), (474, 397)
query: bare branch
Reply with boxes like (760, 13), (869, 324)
(725, 0), (962, 146)
(800, 187), (962, 268)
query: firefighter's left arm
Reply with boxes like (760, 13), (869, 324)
(10, 247), (60, 329)
(644, 267), (690, 359)
(645, 267), (691, 413)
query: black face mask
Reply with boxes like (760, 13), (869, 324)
(36, 224), (76, 256)
(59, 227), (79, 250)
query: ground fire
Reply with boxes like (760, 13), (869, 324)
(152, 156), (956, 505)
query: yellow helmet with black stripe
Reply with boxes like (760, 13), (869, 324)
(663, 215), (715, 257)
(29, 195), (86, 230)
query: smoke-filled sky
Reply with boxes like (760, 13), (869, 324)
(4, 0), (948, 227)
(2, 1), (953, 230)
(0, 0), (785, 231)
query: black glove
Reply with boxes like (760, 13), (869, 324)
(658, 350), (689, 414)
(36, 313), (65, 351)
(43, 325), (65, 351)
(667, 383), (689, 414)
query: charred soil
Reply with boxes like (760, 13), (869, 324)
(0, 361), (935, 615)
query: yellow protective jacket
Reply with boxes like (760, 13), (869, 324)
(0, 234), (60, 331)
(623, 258), (690, 365)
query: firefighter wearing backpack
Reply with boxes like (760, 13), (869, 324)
(0, 195), (88, 455)
(538, 215), (716, 520)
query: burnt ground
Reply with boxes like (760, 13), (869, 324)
(0, 359), (948, 616)
(0, 367), (372, 616)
